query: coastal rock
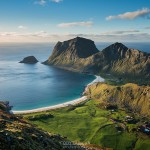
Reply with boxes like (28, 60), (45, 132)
(44, 37), (150, 78)
(19, 56), (38, 64)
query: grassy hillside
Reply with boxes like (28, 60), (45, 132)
(23, 100), (150, 150)
(0, 102), (86, 150)
(85, 83), (150, 117)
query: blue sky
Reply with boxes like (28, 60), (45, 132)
(0, 0), (150, 42)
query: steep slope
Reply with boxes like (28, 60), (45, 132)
(44, 37), (150, 78)
(0, 101), (85, 150)
(89, 42), (150, 77)
(43, 37), (99, 71)
(84, 83), (150, 117)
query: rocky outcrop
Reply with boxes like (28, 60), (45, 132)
(84, 83), (150, 117)
(0, 102), (85, 150)
(44, 37), (150, 78)
(19, 56), (38, 64)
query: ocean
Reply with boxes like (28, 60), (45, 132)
(0, 42), (149, 111)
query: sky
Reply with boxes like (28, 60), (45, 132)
(0, 0), (150, 43)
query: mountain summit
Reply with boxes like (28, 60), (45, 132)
(44, 37), (99, 65)
(44, 37), (150, 78)
(101, 42), (128, 59)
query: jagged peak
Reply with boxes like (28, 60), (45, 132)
(49, 37), (99, 59)
(64, 36), (95, 45)
(100, 42), (129, 59)
(109, 42), (128, 49)
(102, 42), (128, 54)
(54, 37), (96, 49)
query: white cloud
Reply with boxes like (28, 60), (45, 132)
(0, 31), (150, 43)
(18, 25), (27, 30)
(51, 0), (63, 3)
(34, 0), (46, 6)
(106, 8), (150, 20)
(144, 26), (150, 29)
(102, 30), (140, 35)
(57, 21), (93, 28)
(34, 0), (63, 6)
(0, 32), (18, 36)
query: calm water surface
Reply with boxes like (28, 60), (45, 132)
(0, 42), (149, 110)
(0, 43), (95, 110)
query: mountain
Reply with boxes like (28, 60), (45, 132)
(89, 42), (150, 77)
(44, 37), (150, 78)
(43, 37), (99, 71)
(0, 101), (85, 150)
(84, 83), (150, 117)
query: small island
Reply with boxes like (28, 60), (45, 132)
(19, 56), (38, 64)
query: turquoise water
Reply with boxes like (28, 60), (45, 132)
(0, 42), (149, 111)
(0, 43), (95, 110)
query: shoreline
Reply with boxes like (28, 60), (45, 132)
(12, 75), (104, 114)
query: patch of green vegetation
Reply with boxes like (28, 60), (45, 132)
(99, 73), (150, 86)
(134, 139), (150, 150)
(27, 113), (54, 121)
(23, 100), (150, 150)
(91, 124), (137, 150)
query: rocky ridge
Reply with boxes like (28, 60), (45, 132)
(44, 37), (150, 78)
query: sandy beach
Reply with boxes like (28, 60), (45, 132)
(88, 75), (105, 85)
(12, 75), (104, 114)
(13, 96), (88, 114)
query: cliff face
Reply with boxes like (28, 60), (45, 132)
(44, 37), (150, 77)
(84, 83), (150, 117)
(0, 102), (84, 150)
(43, 37), (99, 71)
(49, 37), (98, 60)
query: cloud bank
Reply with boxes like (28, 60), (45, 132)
(18, 25), (27, 29)
(57, 21), (93, 28)
(34, 0), (46, 6)
(34, 0), (63, 6)
(106, 8), (150, 20)
(144, 26), (150, 29)
(0, 31), (150, 43)
(51, 0), (63, 3)
(102, 30), (140, 35)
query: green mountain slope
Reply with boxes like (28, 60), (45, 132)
(23, 99), (150, 150)
(0, 102), (85, 150)
(84, 83), (150, 117)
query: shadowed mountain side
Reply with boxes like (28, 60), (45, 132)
(44, 37), (150, 78)
(43, 37), (99, 71)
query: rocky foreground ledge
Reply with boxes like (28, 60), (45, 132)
(0, 101), (82, 150)
(0, 101), (105, 150)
